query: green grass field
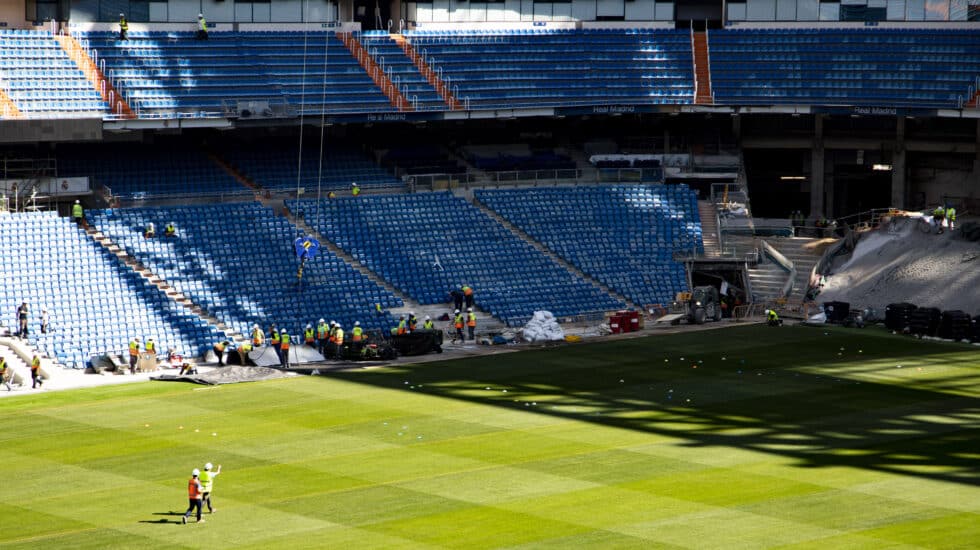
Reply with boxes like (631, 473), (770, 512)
(1, 324), (978, 549)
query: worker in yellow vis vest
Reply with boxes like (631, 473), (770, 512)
(72, 200), (84, 225)
(31, 355), (43, 389)
(237, 342), (253, 365)
(334, 324), (345, 360)
(251, 324), (265, 347)
(129, 336), (141, 374)
(396, 316), (407, 335)
(199, 462), (221, 514)
(212, 341), (229, 366)
(351, 182), (360, 196)
(145, 338), (156, 355)
(422, 316), (434, 330)
(270, 324), (281, 362)
(316, 319), (329, 355)
(280, 331), (291, 368)
(453, 310), (464, 344)
(304, 324), (315, 346)
(408, 312), (418, 332)
(351, 321), (363, 342)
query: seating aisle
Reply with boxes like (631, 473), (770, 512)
(289, 193), (624, 327)
(87, 202), (402, 339)
(0, 211), (222, 368)
(476, 185), (701, 307)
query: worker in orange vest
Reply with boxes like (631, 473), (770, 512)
(462, 284), (474, 309)
(453, 309), (464, 344)
(466, 308), (477, 341)
(407, 312), (418, 332)
(182, 469), (204, 524)
(251, 324), (265, 347)
(129, 336), (141, 374)
(396, 316), (407, 335)
(304, 324), (315, 346)
(269, 324), (281, 362)
(334, 323), (345, 359)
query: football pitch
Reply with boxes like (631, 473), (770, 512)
(1, 324), (978, 549)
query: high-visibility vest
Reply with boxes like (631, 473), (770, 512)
(934, 206), (945, 217)
(240, 343), (253, 353)
(334, 328), (345, 345)
(199, 17), (207, 31)
(252, 328), (264, 346)
(129, 340), (139, 357)
(352, 327), (363, 342)
(31, 357), (40, 371)
(188, 477), (202, 499)
(199, 470), (214, 492)
(768, 310), (779, 321)
(352, 186), (360, 196)
(214, 342), (226, 352)
(423, 320), (434, 330)
(305, 328), (315, 343)
(454, 315), (464, 329)
(165, 224), (175, 235)
(145, 341), (155, 353)
(119, 19), (128, 31)
(72, 204), (83, 218)
(317, 323), (328, 339)
(462, 285), (473, 296)
(467, 313), (476, 327)
(375, 303), (382, 313)
(328, 327), (337, 343)
(947, 208), (956, 221)
(397, 320), (406, 335)
(280, 333), (291, 350)
(0, 358), (6, 374)
(408, 317), (417, 331)
(270, 329), (280, 345)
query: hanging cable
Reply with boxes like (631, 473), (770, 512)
(295, 28), (311, 206)
(314, 28), (331, 225)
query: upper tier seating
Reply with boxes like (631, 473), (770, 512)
(357, 31), (446, 111)
(0, 30), (107, 118)
(56, 144), (247, 200)
(475, 185), (701, 307)
(404, 29), (695, 109)
(77, 31), (394, 117)
(86, 202), (402, 338)
(709, 28), (980, 108)
(219, 141), (403, 192)
(380, 145), (465, 176)
(0, 211), (223, 368)
(288, 193), (624, 327)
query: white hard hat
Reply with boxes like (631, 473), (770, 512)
(306, 323), (312, 328)
(354, 321), (360, 326)
(253, 324), (259, 329)
(192, 468), (200, 476)
(119, 13), (124, 17)
(467, 308), (472, 312)
(198, 13), (203, 18)
(424, 315), (430, 320)
(330, 320), (336, 326)
(454, 309), (460, 314)
(75, 199), (80, 204)
(351, 182), (357, 186)
(204, 463), (213, 470)
(319, 318), (325, 323)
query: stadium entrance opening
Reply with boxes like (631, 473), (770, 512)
(354, 0), (392, 31)
(675, 0), (724, 29)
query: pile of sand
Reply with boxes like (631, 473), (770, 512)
(817, 219), (980, 315)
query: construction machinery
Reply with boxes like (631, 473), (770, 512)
(663, 286), (723, 325)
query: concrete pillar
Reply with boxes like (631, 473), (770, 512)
(891, 117), (907, 208)
(809, 115), (825, 220)
(975, 119), (980, 175)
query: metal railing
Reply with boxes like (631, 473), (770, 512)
(595, 167), (664, 184)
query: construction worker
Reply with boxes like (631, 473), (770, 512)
(946, 205), (956, 231)
(422, 315), (434, 330)
(251, 324), (265, 347)
(196, 13), (208, 40)
(932, 205), (946, 232)
(351, 182), (360, 197)
(334, 323), (345, 359)
(766, 309), (782, 327)
(466, 308), (477, 340)
(129, 336), (141, 374)
(449, 288), (463, 312)
(182, 469), (204, 524)
(212, 341), (229, 366)
(269, 323), (281, 362)
(280, 330), (291, 368)
(375, 303), (383, 317)
(326, 321), (338, 357)
(304, 324), (315, 346)
(328, 190), (336, 200)
(462, 284), (474, 309)
(396, 315), (407, 335)
(145, 337), (156, 356)
(237, 342), (252, 365)
(200, 463), (222, 514)
(71, 200), (84, 225)
(0, 356), (11, 391)
(407, 312), (418, 332)
(351, 321), (363, 346)
(164, 222), (177, 237)
(453, 309), (464, 343)
(118, 13), (128, 40)
(316, 319), (329, 355)
(30, 355), (42, 388)
(145, 221), (155, 238)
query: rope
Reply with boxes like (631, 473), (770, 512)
(314, 30), (331, 225)
(295, 30), (310, 206)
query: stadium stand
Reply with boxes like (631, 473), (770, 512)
(86, 202), (402, 339)
(218, 141), (404, 192)
(288, 193), (625, 327)
(356, 31), (446, 111)
(402, 28), (695, 109)
(75, 31), (395, 117)
(709, 28), (980, 108)
(0, 29), (108, 117)
(475, 185), (701, 307)
(56, 143), (248, 200)
(380, 145), (465, 176)
(0, 211), (223, 368)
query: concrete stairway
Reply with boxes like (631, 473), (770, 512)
(697, 200), (722, 256)
(692, 32), (713, 105)
(470, 194), (639, 312)
(83, 227), (246, 344)
(0, 343), (30, 388)
(765, 236), (824, 301)
(724, 234), (824, 302)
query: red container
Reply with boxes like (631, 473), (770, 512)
(628, 311), (640, 331)
(615, 311), (632, 333)
(609, 315), (622, 334)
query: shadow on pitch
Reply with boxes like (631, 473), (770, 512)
(138, 511), (185, 524)
(325, 324), (980, 487)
